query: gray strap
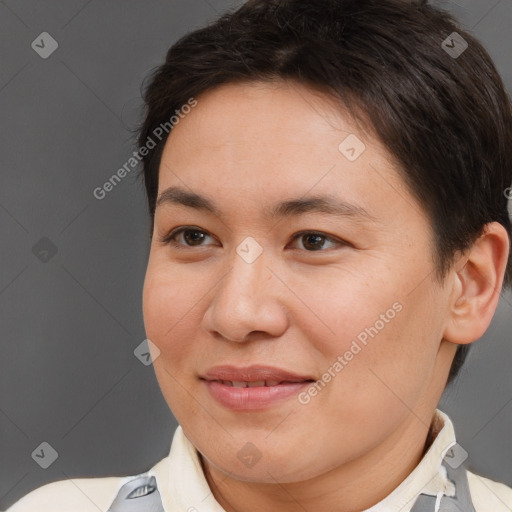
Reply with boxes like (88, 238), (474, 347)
(410, 458), (476, 512)
(106, 455), (475, 512)
(107, 475), (164, 512)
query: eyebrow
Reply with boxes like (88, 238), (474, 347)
(156, 185), (377, 223)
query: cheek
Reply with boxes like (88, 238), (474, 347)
(288, 266), (403, 361)
(295, 264), (437, 405)
(142, 261), (202, 365)
(142, 262), (208, 419)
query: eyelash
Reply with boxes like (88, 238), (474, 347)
(159, 226), (348, 252)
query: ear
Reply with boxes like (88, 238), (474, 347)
(443, 222), (510, 345)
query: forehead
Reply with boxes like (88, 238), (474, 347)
(157, 80), (420, 223)
(164, 80), (375, 158)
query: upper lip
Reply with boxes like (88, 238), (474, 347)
(201, 365), (315, 383)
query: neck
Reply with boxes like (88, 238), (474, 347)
(201, 411), (438, 512)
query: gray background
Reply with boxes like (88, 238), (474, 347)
(0, 0), (511, 509)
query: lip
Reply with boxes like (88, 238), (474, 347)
(201, 364), (315, 383)
(200, 365), (315, 411)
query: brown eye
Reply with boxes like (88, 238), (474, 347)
(181, 229), (208, 246)
(290, 231), (345, 251)
(160, 227), (215, 247)
(301, 233), (327, 251)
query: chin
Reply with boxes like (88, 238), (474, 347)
(200, 440), (323, 484)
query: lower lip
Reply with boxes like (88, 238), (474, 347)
(203, 380), (311, 410)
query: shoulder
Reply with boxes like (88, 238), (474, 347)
(467, 470), (512, 512)
(5, 474), (136, 512)
(5, 432), (179, 512)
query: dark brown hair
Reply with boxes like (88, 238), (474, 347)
(137, 0), (512, 384)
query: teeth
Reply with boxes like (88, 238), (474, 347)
(247, 380), (266, 387)
(218, 380), (283, 387)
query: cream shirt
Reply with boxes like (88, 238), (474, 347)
(5, 409), (512, 511)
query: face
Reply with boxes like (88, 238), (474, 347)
(142, 80), (455, 483)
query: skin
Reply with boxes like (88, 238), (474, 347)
(142, 80), (510, 512)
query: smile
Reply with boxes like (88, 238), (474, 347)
(212, 379), (309, 388)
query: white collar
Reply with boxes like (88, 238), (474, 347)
(148, 409), (457, 512)
(365, 409), (456, 511)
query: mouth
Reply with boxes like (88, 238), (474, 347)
(199, 366), (316, 410)
(201, 364), (315, 384)
(202, 379), (314, 410)
(205, 379), (314, 388)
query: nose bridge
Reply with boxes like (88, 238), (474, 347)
(205, 239), (287, 341)
(221, 241), (272, 312)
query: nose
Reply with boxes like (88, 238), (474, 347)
(202, 246), (289, 343)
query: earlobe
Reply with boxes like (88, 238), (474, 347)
(443, 222), (510, 345)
